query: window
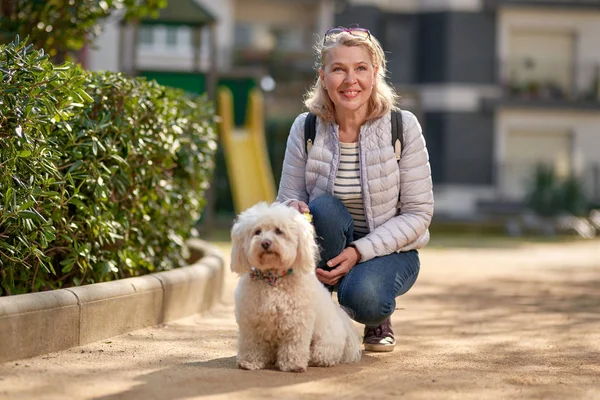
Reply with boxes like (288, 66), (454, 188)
(507, 30), (575, 99)
(234, 23), (254, 48)
(166, 26), (178, 46)
(274, 28), (304, 51)
(139, 25), (154, 45)
(234, 23), (276, 51)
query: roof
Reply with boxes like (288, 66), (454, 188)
(141, 0), (216, 27)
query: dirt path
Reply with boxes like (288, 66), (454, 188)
(1, 240), (599, 400)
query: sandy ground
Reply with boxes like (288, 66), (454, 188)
(0, 238), (599, 400)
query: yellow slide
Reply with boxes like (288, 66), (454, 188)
(217, 87), (277, 214)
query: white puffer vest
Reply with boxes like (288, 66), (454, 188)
(276, 110), (434, 262)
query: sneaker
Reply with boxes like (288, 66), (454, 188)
(363, 317), (395, 352)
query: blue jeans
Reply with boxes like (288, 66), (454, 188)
(309, 195), (420, 327)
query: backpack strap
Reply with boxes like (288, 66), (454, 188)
(304, 110), (403, 159)
(304, 112), (317, 155)
(303, 110), (405, 207)
(391, 110), (404, 161)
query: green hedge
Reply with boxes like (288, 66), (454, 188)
(0, 38), (217, 295)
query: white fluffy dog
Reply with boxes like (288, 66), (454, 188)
(230, 202), (362, 372)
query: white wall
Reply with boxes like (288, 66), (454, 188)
(235, 0), (315, 26)
(88, 15), (121, 72)
(318, 0), (335, 35)
(197, 0), (233, 70)
(419, 84), (501, 112)
(347, 0), (482, 12)
(434, 185), (497, 217)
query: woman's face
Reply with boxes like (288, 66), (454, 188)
(319, 45), (378, 119)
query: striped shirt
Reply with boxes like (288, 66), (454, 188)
(334, 142), (369, 238)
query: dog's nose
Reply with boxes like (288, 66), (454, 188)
(261, 240), (271, 250)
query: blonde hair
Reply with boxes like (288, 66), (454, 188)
(303, 31), (399, 122)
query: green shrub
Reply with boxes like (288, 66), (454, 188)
(0, 38), (217, 295)
(527, 165), (559, 217)
(526, 164), (588, 217)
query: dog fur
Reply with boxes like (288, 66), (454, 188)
(230, 202), (362, 372)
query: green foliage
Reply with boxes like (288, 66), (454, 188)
(526, 164), (588, 217)
(557, 175), (588, 216)
(527, 165), (557, 217)
(0, 38), (217, 295)
(0, 0), (166, 60)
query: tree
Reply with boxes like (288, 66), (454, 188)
(0, 0), (166, 61)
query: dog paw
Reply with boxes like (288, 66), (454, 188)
(237, 359), (265, 370)
(277, 362), (307, 373)
(309, 359), (336, 368)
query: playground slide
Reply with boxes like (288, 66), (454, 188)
(217, 87), (277, 214)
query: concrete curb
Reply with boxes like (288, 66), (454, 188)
(0, 239), (224, 363)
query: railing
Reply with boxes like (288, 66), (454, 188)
(582, 164), (600, 204)
(485, 0), (600, 8)
(494, 161), (600, 204)
(499, 59), (600, 104)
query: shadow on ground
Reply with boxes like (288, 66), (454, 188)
(91, 355), (379, 400)
(403, 269), (600, 337)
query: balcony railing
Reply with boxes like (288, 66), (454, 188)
(500, 59), (600, 106)
(494, 161), (600, 203)
(485, 0), (600, 9)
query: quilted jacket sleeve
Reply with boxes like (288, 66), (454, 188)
(275, 113), (309, 204)
(352, 112), (434, 261)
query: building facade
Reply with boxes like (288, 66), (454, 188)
(88, 0), (600, 218)
(88, 0), (336, 113)
(338, 0), (600, 217)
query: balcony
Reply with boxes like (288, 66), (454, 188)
(475, 162), (600, 221)
(232, 24), (315, 79)
(494, 162), (599, 200)
(489, 59), (600, 110)
(484, 0), (600, 10)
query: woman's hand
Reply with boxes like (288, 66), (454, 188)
(316, 246), (361, 286)
(287, 200), (310, 214)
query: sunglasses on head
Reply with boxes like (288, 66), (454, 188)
(323, 27), (371, 44)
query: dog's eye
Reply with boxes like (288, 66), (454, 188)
(254, 229), (261, 235)
(275, 228), (283, 235)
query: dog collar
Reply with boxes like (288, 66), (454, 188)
(249, 267), (293, 286)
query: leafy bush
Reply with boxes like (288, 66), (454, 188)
(526, 164), (588, 217)
(0, 38), (217, 295)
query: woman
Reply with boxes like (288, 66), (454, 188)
(276, 27), (434, 352)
